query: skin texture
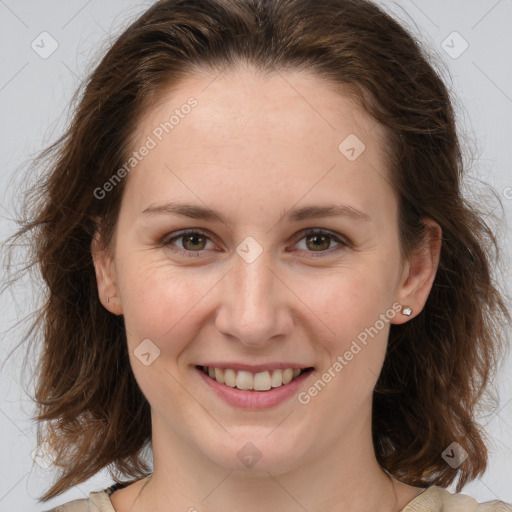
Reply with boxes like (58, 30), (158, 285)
(92, 64), (441, 512)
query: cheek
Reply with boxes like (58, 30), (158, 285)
(119, 258), (217, 354)
(119, 265), (211, 404)
(300, 273), (394, 417)
(297, 265), (396, 353)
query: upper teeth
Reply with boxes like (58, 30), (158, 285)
(203, 367), (303, 391)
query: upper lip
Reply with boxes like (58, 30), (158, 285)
(196, 362), (314, 372)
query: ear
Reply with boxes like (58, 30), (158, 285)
(91, 229), (123, 316)
(392, 218), (442, 324)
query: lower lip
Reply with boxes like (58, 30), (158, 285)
(195, 367), (314, 409)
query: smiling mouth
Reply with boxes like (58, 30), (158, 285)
(196, 365), (314, 392)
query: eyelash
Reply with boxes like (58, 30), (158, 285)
(161, 228), (350, 259)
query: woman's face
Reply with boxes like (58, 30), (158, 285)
(93, 65), (438, 475)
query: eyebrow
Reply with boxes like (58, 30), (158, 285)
(141, 201), (371, 225)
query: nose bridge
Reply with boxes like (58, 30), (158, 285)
(215, 243), (292, 345)
(236, 249), (274, 313)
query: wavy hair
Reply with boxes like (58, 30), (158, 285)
(3, 0), (510, 501)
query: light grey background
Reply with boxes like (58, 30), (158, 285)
(0, 1), (511, 510)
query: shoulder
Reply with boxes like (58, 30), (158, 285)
(43, 490), (115, 512)
(43, 477), (149, 512)
(403, 486), (512, 512)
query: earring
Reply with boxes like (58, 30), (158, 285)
(401, 305), (413, 316)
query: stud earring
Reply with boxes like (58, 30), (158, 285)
(401, 305), (413, 316)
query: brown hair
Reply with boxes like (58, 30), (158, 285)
(4, 0), (510, 502)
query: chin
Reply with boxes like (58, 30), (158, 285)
(206, 434), (306, 476)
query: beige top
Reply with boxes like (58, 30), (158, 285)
(44, 483), (512, 512)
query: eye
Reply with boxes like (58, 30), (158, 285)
(162, 229), (215, 257)
(161, 228), (349, 258)
(293, 228), (348, 257)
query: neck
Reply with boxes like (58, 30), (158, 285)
(133, 408), (400, 512)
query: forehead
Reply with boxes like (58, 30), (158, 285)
(141, 65), (382, 146)
(123, 65), (395, 224)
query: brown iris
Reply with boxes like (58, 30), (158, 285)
(182, 233), (207, 251)
(305, 233), (331, 251)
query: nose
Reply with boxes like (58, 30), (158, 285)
(214, 244), (294, 349)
